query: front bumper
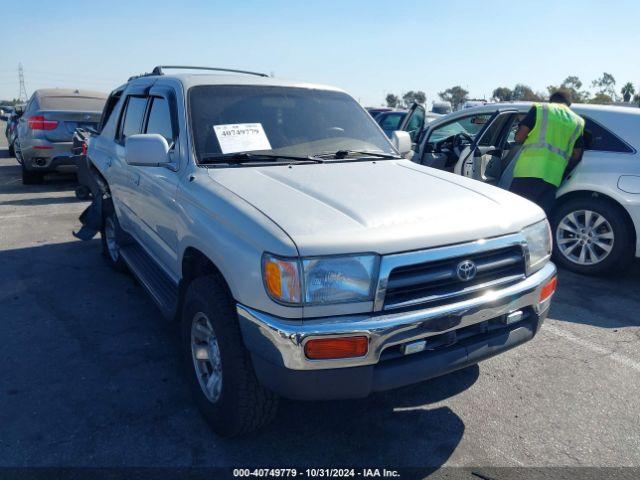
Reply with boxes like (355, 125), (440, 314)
(237, 262), (557, 400)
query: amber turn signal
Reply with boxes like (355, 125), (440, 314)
(304, 336), (368, 360)
(539, 276), (557, 302)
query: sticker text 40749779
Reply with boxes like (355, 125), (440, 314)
(213, 123), (272, 154)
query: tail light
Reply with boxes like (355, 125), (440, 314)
(81, 142), (88, 156)
(28, 116), (58, 130)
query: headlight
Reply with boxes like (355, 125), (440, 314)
(262, 253), (378, 305)
(522, 220), (552, 273)
(302, 255), (378, 304)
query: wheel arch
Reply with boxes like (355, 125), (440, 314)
(554, 189), (637, 248)
(178, 247), (234, 320)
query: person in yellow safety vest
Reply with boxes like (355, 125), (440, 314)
(509, 91), (585, 216)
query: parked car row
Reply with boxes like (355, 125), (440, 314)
(71, 65), (558, 436)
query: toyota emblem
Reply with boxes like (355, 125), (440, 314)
(456, 260), (477, 282)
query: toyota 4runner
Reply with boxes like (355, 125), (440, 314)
(76, 66), (557, 436)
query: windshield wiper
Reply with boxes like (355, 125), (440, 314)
(199, 152), (324, 165)
(314, 150), (402, 160)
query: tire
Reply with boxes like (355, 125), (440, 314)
(21, 164), (44, 185)
(551, 197), (633, 275)
(100, 201), (128, 273)
(181, 275), (278, 437)
(75, 185), (92, 201)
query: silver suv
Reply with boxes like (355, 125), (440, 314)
(78, 66), (557, 436)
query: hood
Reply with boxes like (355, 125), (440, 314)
(207, 160), (545, 256)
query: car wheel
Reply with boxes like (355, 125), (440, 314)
(182, 274), (278, 437)
(21, 164), (44, 185)
(100, 202), (128, 272)
(75, 185), (92, 201)
(552, 197), (633, 275)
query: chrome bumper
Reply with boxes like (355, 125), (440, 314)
(237, 261), (556, 371)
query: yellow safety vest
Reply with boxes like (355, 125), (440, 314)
(513, 103), (585, 187)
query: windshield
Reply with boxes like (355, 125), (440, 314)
(189, 85), (395, 163)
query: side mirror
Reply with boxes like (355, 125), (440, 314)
(391, 130), (412, 156)
(125, 134), (170, 167)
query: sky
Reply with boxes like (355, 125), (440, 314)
(1, 0), (639, 106)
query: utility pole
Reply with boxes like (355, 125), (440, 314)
(18, 63), (28, 102)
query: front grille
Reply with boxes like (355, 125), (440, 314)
(383, 246), (526, 310)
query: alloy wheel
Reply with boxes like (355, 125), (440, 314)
(556, 210), (614, 266)
(191, 312), (223, 403)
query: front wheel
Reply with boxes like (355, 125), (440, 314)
(552, 197), (633, 275)
(182, 275), (278, 437)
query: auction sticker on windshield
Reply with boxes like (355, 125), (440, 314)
(214, 123), (272, 154)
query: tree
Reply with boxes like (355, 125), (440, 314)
(547, 76), (590, 103)
(512, 84), (543, 101)
(438, 86), (468, 110)
(402, 90), (427, 107)
(634, 93), (640, 106)
(385, 93), (400, 108)
(589, 92), (614, 104)
(621, 82), (635, 102)
(492, 87), (513, 102)
(592, 72), (617, 101)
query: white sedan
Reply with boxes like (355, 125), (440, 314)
(399, 102), (640, 275)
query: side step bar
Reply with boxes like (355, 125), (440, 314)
(120, 243), (179, 319)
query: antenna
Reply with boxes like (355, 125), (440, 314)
(18, 63), (28, 102)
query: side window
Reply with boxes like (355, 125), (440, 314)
(99, 91), (122, 133)
(118, 96), (148, 143)
(583, 118), (633, 153)
(24, 96), (37, 114)
(379, 113), (404, 131)
(145, 97), (174, 144)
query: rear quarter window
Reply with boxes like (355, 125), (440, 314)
(583, 117), (634, 153)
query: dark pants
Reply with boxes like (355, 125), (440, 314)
(509, 177), (557, 217)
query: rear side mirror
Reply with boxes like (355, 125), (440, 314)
(391, 131), (412, 156)
(125, 134), (170, 167)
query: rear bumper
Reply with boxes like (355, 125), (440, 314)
(237, 262), (556, 400)
(22, 141), (75, 172)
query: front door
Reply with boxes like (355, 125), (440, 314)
(127, 88), (182, 277)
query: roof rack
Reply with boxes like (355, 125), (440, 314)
(127, 66), (269, 82)
(152, 66), (269, 77)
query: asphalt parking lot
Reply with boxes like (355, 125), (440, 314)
(0, 123), (639, 475)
